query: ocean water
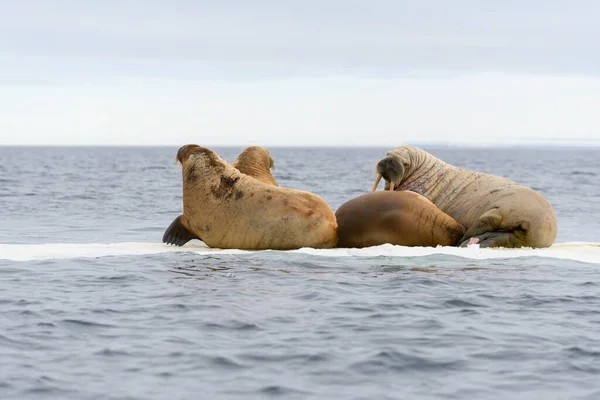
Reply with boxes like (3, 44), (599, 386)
(1, 145), (600, 400)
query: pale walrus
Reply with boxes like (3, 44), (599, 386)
(373, 146), (557, 248)
(335, 190), (466, 248)
(232, 146), (278, 186)
(162, 144), (338, 250)
(162, 146), (277, 246)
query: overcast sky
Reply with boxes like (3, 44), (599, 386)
(1, 0), (599, 146)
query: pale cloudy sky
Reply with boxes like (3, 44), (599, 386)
(1, 0), (599, 146)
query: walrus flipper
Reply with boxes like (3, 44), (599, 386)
(163, 215), (198, 246)
(459, 231), (515, 248)
(458, 208), (504, 247)
(458, 208), (528, 248)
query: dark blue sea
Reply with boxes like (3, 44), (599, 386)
(1, 146), (600, 400)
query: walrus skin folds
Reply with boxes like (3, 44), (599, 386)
(374, 146), (557, 248)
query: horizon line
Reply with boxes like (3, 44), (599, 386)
(1, 142), (599, 149)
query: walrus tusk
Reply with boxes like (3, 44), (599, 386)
(372, 174), (382, 192)
(389, 182), (395, 191)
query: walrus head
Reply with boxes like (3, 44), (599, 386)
(176, 144), (225, 182)
(372, 155), (405, 192)
(233, 146), (274, 170)
(176, 144), (204, 164)
(232, 146), (278, 186)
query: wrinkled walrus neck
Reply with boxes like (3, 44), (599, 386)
(232, 147), (278, 186)
(399, 158), (466, 208)
(233, 162), (278, 186)
(182, 157), (224, 187)
(391, 146), (429, 178)
(385, 146), (466, 206)
(182, 165), (246, 228)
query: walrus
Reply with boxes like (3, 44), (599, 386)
(335, 190), (466, 248)
(232, 146), (278, 186)
(373, 145), (557, 248)
(163, 146), (278, 246)
(162, 144), (338, 250)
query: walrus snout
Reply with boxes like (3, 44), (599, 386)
(374, 156), (404, 191)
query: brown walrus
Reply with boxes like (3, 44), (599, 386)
(231, 146), (278, 186)
(373, 145), (557, 248)
(162, 144), (338, 250)
(335, 190), (466, 248)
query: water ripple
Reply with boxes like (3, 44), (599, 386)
(351, 350), (464, 374)
(211, 356), (248, 369)
(444, 298), (485, 308)
(61, 319), (116, 329)
(258, 385), (312, 396)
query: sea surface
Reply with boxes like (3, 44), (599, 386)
(1, 145), (600, 400)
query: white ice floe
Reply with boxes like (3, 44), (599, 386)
(1, 241), (599, 264)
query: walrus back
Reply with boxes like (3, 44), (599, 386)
(335, 191), (465, 248)
(184, 171), (337, 250)
(235, 184), (338, 250)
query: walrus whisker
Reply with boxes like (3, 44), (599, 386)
(372, 174), (382, 192)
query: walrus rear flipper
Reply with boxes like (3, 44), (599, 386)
(458, 208), (506, 248)
(163, 215), (198, 246)
(458, 208), (530, 248)
(459, 231), (514, 248)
